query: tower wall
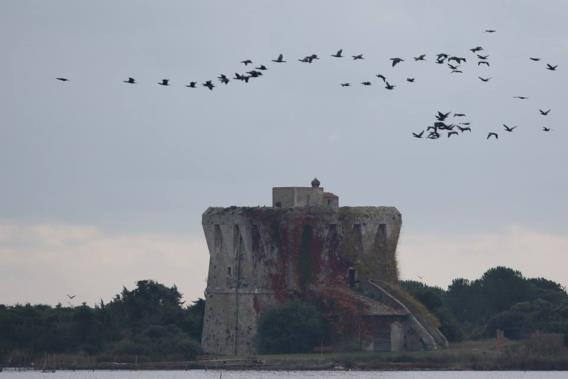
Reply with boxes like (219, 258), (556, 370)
(201, 206), (402, 355)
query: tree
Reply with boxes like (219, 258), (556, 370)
(256, 302), (327, 354)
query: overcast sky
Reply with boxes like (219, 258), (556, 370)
(1, 1), (567, 306)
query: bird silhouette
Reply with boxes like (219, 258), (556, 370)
(529, 57), (541, 61)
(485, 29), (496, 33)
(272, 54), (286, 63)
(186, 82), (197, 88)
(513, 96), (529, 100)
(487, 132), (499, 139)
(218, 74), (230, 85)
(457, 126), (472, 132)
(247, 70), (262, 77)
(546, 64), (558, 71)
(385, 82), (396, 90)
(477, 54), (489, 60)
(503, 124), (517, 132)
(406, 78), (415, 83)
(453, 113), (466, 117)
(340, 83), (350, 87)
(470, 46), (484, 53)
(123, 77), (136, 84)
(414, 54), (426, 61)
(241, 59), (253, 65)
(331, 49), (343, 58)
(478, 76), (491, 82)
(539, 109), (551, 115)
(451, 70), (463, 74)
(390, 57), (404, 67)
(67, 294), (76, 299)
(460, 122), (471, 126)
(412, 131), (424, 138)
(448, 56), (466, 64)
(361, 81), (372, 86)
(543, 127), (551, 132)
(478, 61), (490, 67)
(158, 79), (169, 86)
(376, 74), (387, 82)
(436, 111), (451, 121)
(448, 63), (459, 70)
(448, 131), (459, 138)
(255, 65), (268, 70)
(352, 54), (364, 60)
(203, 80), (215, 90)
(56, 77), (69, 82)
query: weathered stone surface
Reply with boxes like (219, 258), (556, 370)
(201, 185), (447, 355)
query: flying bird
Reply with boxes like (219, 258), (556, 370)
(448, 131), (459, 138)
(539, 109), (551, 115)
(477, 54), (489, 60)
(331, 49), (343, 58)
(513, 96), (529, 100)
(385, 82), (396, 90)
(352, 54), (364, 60)
(529, 57), (540, 61)
(67, 294), (76, 299)
(123, 77), (136, 84)
(158, 79), (169, 86)
(436, 112), (451, 121)
(451, 70), (463, 74)
(340, 83), (350, 87)
(272, 54), (286, 63)
(470, 46), (484, 53)
(478, 61), (490, 67)
(218, 74), (230, 85)
(203, 80), (215, 90)
(453, 113), (466, 117)
(485, 29), (496, 33)
(412, 131), (424, 138)
(503, 124), (517, 132)
(376, 74), (387, 82)
(460, 122), (471, 126)
(390, 57), (404, 67)
(241, 59), (253, 65)
(186, 81), (197, 88)
(457, 126), (472, 132)
(546, 64), (558, 71)
(361, 81), (372, 86)
(255, 65), (268, 70)
(56, 77), (69, 82)
(478, 76), (491, 82)
(406, 78), (415, 83)
(414, 54), (426, 61)
(543, 127), (551, 132)
(448, 56), (466, 64)
(487, 132), (499, 139)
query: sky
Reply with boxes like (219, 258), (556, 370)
(1, 0), (567, 306)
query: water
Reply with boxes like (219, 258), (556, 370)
(0, 371), (566, 379)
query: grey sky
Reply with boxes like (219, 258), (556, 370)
(1, 1), (567, 305)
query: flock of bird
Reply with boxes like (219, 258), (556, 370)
(54, 29), (560, 141)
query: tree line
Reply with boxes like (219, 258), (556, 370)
(1, 267), (567, 362)
(0, 280), (204, 365)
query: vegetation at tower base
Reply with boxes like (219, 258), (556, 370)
(256, 302), (328, 354)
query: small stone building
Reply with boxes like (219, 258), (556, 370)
(201, 180), (447, 355)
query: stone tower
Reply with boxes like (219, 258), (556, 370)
(201, 180), (447, 355)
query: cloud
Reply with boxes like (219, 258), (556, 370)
(398, 225), (568, 290)
(0, 221), (209, 306)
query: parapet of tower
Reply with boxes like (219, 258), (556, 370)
(201, 179), (447, 356)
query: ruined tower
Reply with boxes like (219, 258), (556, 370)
(201, 180), (447, 355)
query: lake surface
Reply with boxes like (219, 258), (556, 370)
(1, 371), (566, 379)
